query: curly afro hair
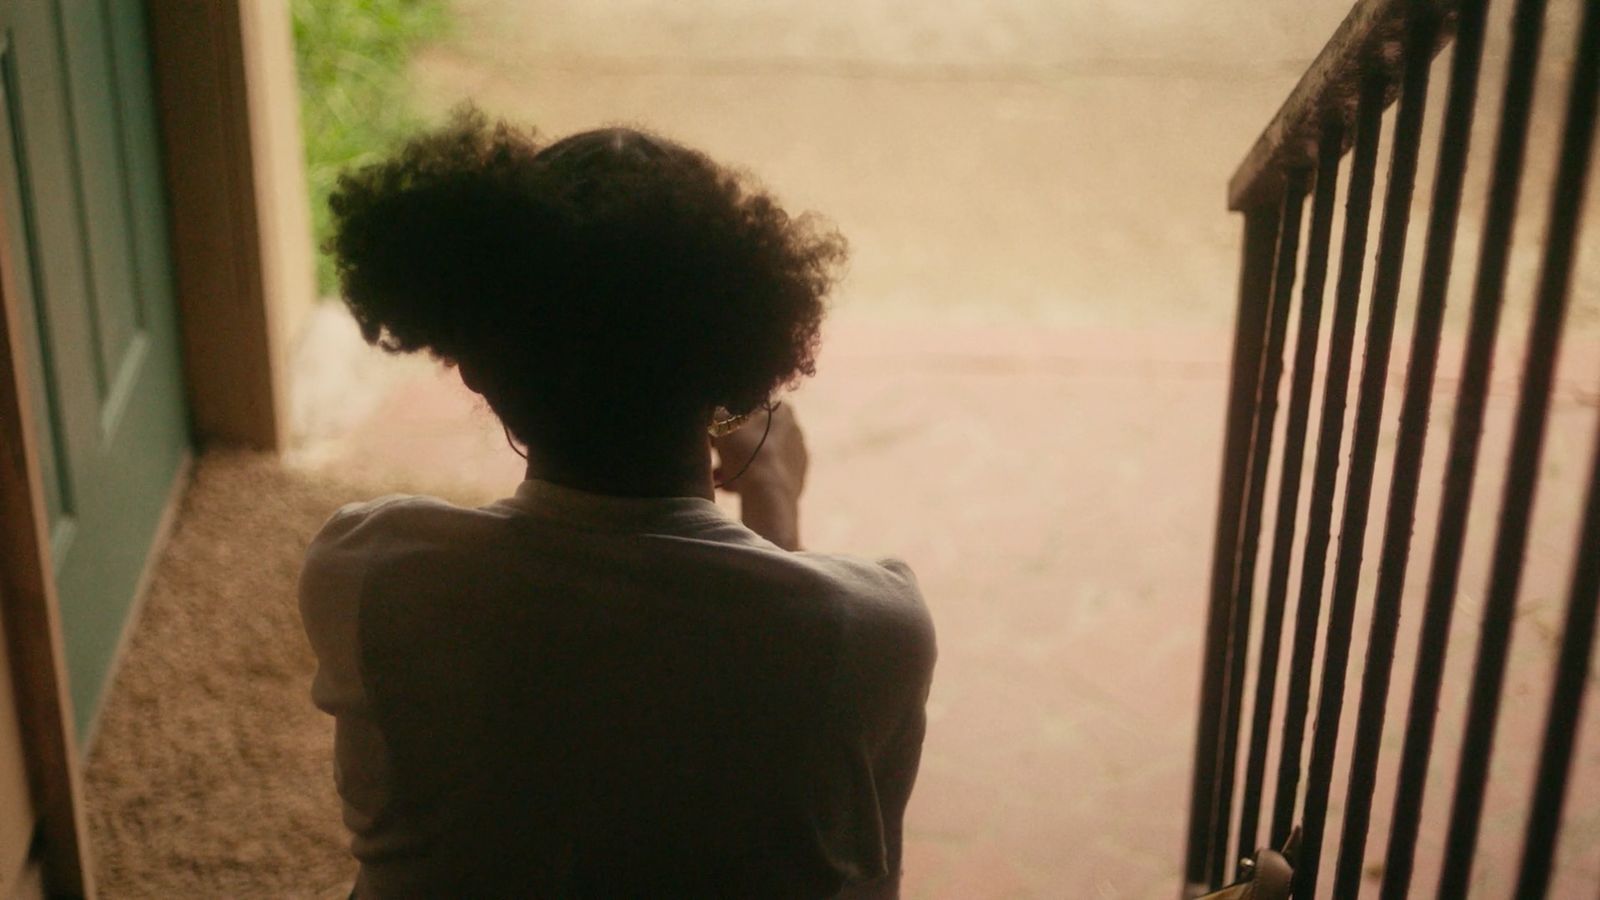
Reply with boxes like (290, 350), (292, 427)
(328, 106), (846, 451)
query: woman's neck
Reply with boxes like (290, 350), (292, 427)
(523, 438), (715, 500)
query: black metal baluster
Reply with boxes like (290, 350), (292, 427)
(1236, 135), (1340, 869)
(1184, 205), (1283, 893)
(1296, 10), (1436, 896)
(1269, 86), (1385, 851)
(1329, 1), (1489, 894)
(1438, 1), (1600, 894)
(1380, 0), (1549, 893)
(1214, 171), (1309, 883)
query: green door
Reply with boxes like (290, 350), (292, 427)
(0, 0), (189, 743)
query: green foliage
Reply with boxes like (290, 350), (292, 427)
(293, 0), (449, 294)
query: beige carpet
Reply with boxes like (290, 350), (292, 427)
(83, 450), (476, 898)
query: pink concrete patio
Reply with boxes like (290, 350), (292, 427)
(289, 306), (1600, 897)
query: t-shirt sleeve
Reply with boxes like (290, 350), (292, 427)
(299, 502), (394, 837)
(833, 558), (937, 895)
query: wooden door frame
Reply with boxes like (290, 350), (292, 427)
(146, 0), (317, 454)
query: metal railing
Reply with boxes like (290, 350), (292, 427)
(1182, 0), (1600, 895)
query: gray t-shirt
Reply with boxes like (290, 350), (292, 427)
(300, 480), (935, 897)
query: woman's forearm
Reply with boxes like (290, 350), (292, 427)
(738, 478), (802, 550)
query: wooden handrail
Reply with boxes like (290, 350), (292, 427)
(1227, 0), (1460, 211)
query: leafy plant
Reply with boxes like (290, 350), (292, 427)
(293, 0), (449, 294)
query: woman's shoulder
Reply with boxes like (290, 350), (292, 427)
(301, 494), (508, 598)
(792, 553), (923, 608)
(787, 552), (935, 672)
(315, 492), (473, 531)
(308, 493), (517, 552)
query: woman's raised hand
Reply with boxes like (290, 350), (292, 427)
(712, 404), (807, 550)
